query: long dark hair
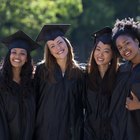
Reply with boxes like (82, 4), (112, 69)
(40, 36), (81, 83)
(87, 41), (118, 95)
(0, 50), (33, 94)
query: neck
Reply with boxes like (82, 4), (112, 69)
(57, 58), (67, 73)
(98, 64), (109, 78)
(12, 68), (21, 84)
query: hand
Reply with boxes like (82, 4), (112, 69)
(126, 91), (140, 110)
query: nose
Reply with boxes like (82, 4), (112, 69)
(122, 45), (128, 52)
(98, 52), (103, 57)
(56, 44), (61, 50)
(14, 53), (20, 58)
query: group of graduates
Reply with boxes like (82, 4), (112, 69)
(0, 17), (140, 140)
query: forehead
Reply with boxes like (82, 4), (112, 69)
(116, 35), (133, 43)
(11, 48), (27, 52)
(96, 41), (111, 49)
(47, 36), (64, 44)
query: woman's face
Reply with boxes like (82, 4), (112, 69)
(10, 48), (27, 69)
(116, 35), (140, 62)
(94, 41), (113, 66)
(47, 36), (68, 61)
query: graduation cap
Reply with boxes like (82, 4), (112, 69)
(36, 24), (70, 42)
(1, 30), (40, 52)
(92, 27), (112, 44)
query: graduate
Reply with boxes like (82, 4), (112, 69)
(33, 24), (85, 140)
(84, 27), (118, 140)
(109, 18), (140, 140)
(0, 30), (39, 140)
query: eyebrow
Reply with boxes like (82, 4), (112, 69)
(20, 50), (27, 53)
(56, 39), (62, 43)
(96, 45), (111, 49)
(121, 39), (129, 45)
(96, 45), (101, 48)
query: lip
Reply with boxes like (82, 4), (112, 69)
(57, 49), (64, 55)
(124, 50), (131, 57)
(12, 59), (21, 63)
(97, 57), (104, 61)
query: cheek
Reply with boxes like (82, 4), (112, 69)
(65, 47), (68, 54)
(93, 51), (98, 57)
(10, 54), (13, 61)
(93, 53), (97, 59)
(22, 55), (28, 62)
(48, 47), (54, 54)
(106, 53), (113, 61)
(25, 57), (28, 62)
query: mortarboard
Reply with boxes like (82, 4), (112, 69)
(36, 24), (70, 42)
(92, 27), (112, 44)
(1, 30), (40, 52)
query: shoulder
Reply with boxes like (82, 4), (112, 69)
(71, 64), (86, 80)
(36, 62), (46, 69)
(35, 62), (46, 74)
(118, 61), (132, 73)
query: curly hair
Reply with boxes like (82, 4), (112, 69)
(112, 18), (140, 46)
(0, 50), (33, 94)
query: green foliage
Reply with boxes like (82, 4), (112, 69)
(0, 0), (140, 62)
(0, 0), (82, 61)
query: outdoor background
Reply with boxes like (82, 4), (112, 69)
(0, 0), (140, 63)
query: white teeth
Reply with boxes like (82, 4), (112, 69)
(125, 51), (130, 56)
(14, 59), (20, 62)
(58, 50), (64, 54)
(97, 58), (104, 61)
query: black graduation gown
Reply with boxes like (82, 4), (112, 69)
(0, 96), (9, 140)
(84, 74), (112, 140)
(109, 62), (140, 140)
(33, 63), (85, 140)
(0, 80), (36, 140)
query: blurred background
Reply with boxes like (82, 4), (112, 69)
(0, 0), (140, 64)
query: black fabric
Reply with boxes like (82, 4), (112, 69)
(33, 63), (85, 140)
(92, 27), (112, 45)
(1, 30), (40, 52)
(0, 79), (36, 140)
(109, 62), (140, 140)
(0, 96), (9, 140)
(84, 73), (112, 140)
(36, 24), (70, 42)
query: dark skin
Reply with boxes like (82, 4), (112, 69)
(126, 92), (140, 110)
(115, 35), (140, 111)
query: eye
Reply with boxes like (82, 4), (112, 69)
(117, 46), (122, 51)
(58, 41), (63, 44)
(126, 41), (130, 46)
(104, 50), (110, 53)
(11, 51), (16, 55)
(95, 47), (100, 51)
(50, 45), (55, 48)
(20, 52), (26, 56)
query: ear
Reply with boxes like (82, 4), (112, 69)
(135, 38), (139, 46)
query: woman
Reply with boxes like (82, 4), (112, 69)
(109, 18), (140, 140)
(84, 27), (118, 140)
(0, 30), (39, 140)
(34, 24), (85, 140)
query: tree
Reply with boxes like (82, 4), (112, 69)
(0, 0), (83, 62)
